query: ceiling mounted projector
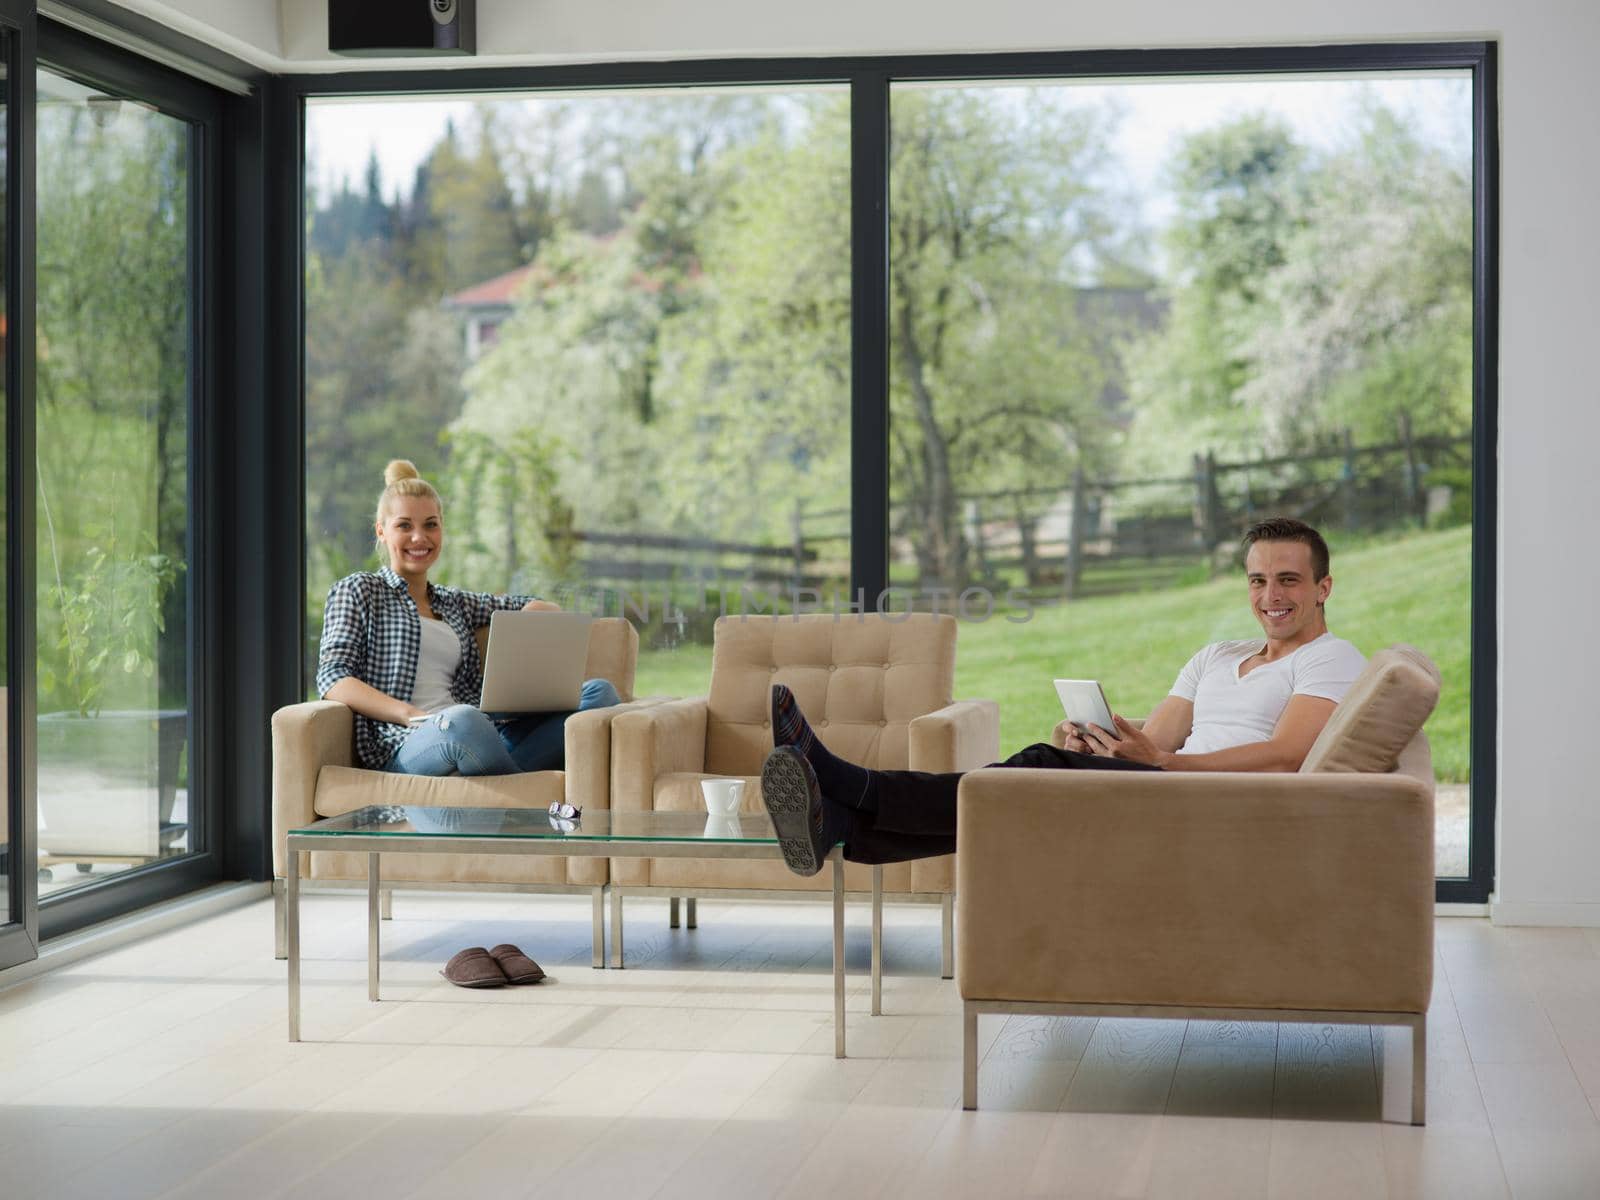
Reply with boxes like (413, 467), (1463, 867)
(329, 0), (477, 57)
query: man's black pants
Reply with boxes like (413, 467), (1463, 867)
(844, 743), (1163, 865)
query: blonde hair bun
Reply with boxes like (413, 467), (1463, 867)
(375, 459), (444, 528)
(384, 459), (422, 486)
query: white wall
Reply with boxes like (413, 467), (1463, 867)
(105, 0), (282, 66)
(276, 0), (1501, 68)
(145, 0), (1600, 922)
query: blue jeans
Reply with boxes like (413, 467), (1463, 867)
(385, 679), (621, 777)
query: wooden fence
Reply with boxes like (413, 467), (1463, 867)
(554, 426), (1471, 605)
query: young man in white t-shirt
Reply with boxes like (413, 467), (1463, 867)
(760, 517), (1369, 876)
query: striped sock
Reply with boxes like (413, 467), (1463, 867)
(770, 684), (877, 813)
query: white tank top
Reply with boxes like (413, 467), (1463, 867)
(411, 617), (462, 713)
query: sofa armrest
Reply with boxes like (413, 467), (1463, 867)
(563, 697), (670, 814)
(609, 697), (710, 814)
(271, 700), (354, 877)
(956, 768), (1434, 1014)
(909, 699), (1000, 773)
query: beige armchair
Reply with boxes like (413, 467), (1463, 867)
(957, 645), (1442, 1121)
(607, 612), (999, 969)
(271, 617), (647, 965)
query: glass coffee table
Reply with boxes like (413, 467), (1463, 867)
(283, 805), (850, 1055)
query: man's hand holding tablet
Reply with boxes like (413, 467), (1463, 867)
(1052, 679), (1175, 766)
(1053, 679), (1120, 751)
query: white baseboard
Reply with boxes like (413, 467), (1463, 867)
(1489, 898), (1600, 927)
(1435, 903), (1489, 917)
(0, 880), (270, 991)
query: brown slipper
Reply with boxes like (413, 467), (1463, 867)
(442, 946), (508, 989)
(488, 943), (546, 985)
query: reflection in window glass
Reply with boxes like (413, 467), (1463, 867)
(35, 68), (192, 897)
(887, 76), (1473, 876)
(304, 90), (850, 700)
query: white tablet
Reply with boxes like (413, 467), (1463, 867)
(1053, 678), (1118, 738)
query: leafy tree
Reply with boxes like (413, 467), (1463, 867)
(1122, 115), (1308, 466)
(888, 89), (1131, 585)
(452, 95), (793, 549)
(1125, 101), (1472, 470)
(1237, 103), (1472, 445)
(35, 101), (189, 714)
(392, 112), (526, 297)
(450, 90), (1139, 592)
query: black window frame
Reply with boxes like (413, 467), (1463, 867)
(276, 41), (1499, 905)
(0, 0), (39, 971)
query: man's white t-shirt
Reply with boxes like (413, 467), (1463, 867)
(410, 616), (463, 714)
(1170, 633), (1367, 755)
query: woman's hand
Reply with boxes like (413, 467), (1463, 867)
(522, 599), (561, 612)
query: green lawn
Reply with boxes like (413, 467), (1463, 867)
(635, 525), (1472, 781)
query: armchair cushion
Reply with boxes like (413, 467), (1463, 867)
(1300, 644), (1441, 774)
(313, 765), (564, 818)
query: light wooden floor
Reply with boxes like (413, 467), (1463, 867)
(2, 895), (1599, 1200)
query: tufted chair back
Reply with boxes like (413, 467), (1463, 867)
(702, 613), (958, 777)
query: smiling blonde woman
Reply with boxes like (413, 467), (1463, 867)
(315, 459), (618, 775)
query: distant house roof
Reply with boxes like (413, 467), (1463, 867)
(444, 230), (701, 317)
(444, 264), (538, 311)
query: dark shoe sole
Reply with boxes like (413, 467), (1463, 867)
(761, 747), (827, 877)
(439, 971), (505, 989)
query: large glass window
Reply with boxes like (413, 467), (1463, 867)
(304, 88), (851, 698)
(34, 65), (193, 898)
(888, 75), (1474, 876)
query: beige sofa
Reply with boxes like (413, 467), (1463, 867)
(956, 645), (1441, 1122)
(606, 612), (999, 969)
(271, 617), (645, 965)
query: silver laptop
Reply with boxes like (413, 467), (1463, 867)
(478, 610), (595, 715)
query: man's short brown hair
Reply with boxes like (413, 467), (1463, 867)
(1242, 517), (1330, 581)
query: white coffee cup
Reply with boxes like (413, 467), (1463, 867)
(700, 778), (745, 815)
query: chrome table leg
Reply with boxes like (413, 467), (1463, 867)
(287, 849), (301, 1042)
(367, 852), (380, 1002)
(871, 865), (883, 1016)
(610, 888), (625, 969)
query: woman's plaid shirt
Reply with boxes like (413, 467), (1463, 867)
(315, 566), (535, 768)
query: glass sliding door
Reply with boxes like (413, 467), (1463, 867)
(33, 63), (193, 901)
(887, 73), (1476, 880)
